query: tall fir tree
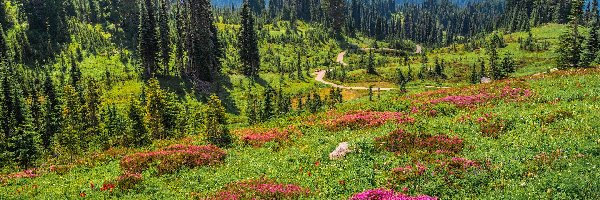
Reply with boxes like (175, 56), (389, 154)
(582, 1), (599, 66)
(557, 0), (585, 69)
(185, 0), (219, 83)
(42, 73), (60, 149)
(125, 98), (149, 147)
(139, 0), (160, 78)
(239, 1), (261, 77)
(205, 94), (231, 147)
(158, 0), (171, 74)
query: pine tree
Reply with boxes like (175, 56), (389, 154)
(489, 47), (501, 79)
(158, 0), (171, 74)
(145, 79), (166, 139)
(139, 0), (160, 78)
(582, 4), (599, 67)
(367, 51), (376, 74)
(125, 98), (149, 147)
(185, 0), (218, 83)
(261, 85), (275, 121)
(0, 25), (8, 61)
(328, 0), (346, 37)
(240, 1), (261, 77)
(205, 94), (231, 147)
(501, 52), (517, 76)
(396, 68), (406, 91)
(470, 64), (479, 84)
(83, 81), (102, 144)
(42, 73), (60, 149)
(99, 104), (124, 150)
(54, 85), (82, 160)
(557, 0), (585, 69)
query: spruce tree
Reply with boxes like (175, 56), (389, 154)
(489, 47), (501, 79)
(185, 0), (218, 83)
(205, 94), (231, 147)
(139, 0), (160, 78)
(239, 1), (261, 77)
(557, 0), (585, 69)
(367, 51), (376, 74)
(328, 0), (346, 37)
(125, 98), (149, 147)
(396, 68), (406, 91)
(158, 0), (171, 74)
(145, 79), (166, 139)
(582, 7), (599, 67)
(54, 85), (82, 160)
(470, 64), (479, 84)
(42, 73), (60, 149)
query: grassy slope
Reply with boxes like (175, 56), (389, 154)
(329, 24), (572, 89)
(2, 23), (600, 199)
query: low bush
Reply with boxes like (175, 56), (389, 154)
(323, 111), (415, 130)
(199, 178), (310, 200)
(120, 145), (226, 175)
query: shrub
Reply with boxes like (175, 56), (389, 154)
(200, 178), (310, 200)
(435, 157), (482, 176)
(391, 163), (428, 182)
(375, 129), (463, 155)
(476, 113), (513, 138)
(116, 172), (143, 190)
(236, 126), (301, 147)
(350, 188), (437, 200)
(120, 145), (226, 175)
(323, 111), (415, 130)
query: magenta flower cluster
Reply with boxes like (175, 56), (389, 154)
(120, 145), (226, 175)
(323, 111), (415, 130)
(205, 178), (310, 200)
(350, 188), (437, 200)
(237, 126), (301, 147)
(429, 86), (532, 107)
(1, 169), (38, 182)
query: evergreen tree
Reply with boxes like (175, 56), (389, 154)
(240, 1), (261, 77)
(0, 26), (8, 61)
(261, 85), (275, 121)
(145, 79), (166, 139)
(396, 68), (407, 91)
(582, 5), (599, 66)
(99, 104), (124, 149)
(125, 98), (150, 147)
(470, 64), (479, 84)
(205, 94), (231, 147)
(501, 52), (517, 76)
(42, 73), (60, 149)
(158, 0), (171, 74)
(557, 0), (585, 69)
(248, 0), (265, 14)
(139, 0), (160, 78)
(489, 47), (501, 79)
(328, 0), (346, 36)
(185, 0), (219, 83)
(367, 51), (376, 74)
(54, 85), (82, 160)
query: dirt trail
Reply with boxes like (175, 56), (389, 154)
(315, 45), (423, 90)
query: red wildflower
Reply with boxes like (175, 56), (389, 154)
(79, 192), (86, 197)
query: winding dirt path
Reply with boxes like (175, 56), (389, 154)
(315, 45), (423, 90)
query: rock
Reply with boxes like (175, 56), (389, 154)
(480, 77), (492, 84)
(329, 142), (351, 160)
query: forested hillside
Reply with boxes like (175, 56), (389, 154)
(0, 0), (599, 199)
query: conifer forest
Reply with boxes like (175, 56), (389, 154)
(0, 0), (599, 199)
